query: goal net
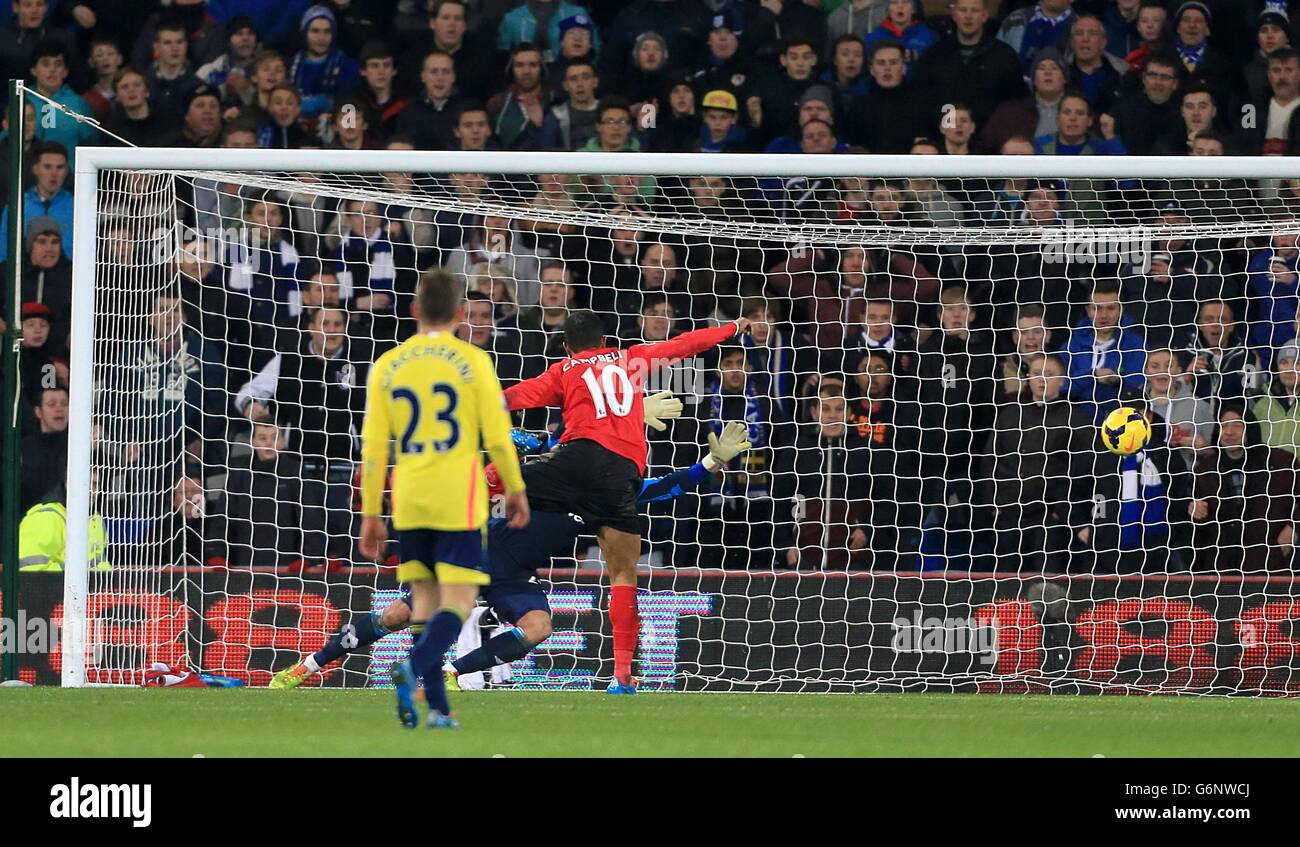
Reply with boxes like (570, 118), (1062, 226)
(50, 149), (1300, 695)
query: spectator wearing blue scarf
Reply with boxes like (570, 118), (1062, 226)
(1171, 2), (1235, 105)
(291, 5), (359, 128)
(334, 198), (397, 310)
(1115, 450), (1170, 554)
(1084, 432), (1182, 573)
(331, 198), (418, 348)
(217, 197), (301, 377)
(740, 301), (795, 423)
(699, 346), (779, 568)
(706, 347), (773, 499)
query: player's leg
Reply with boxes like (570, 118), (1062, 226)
(446, 610), (551, 685)
(598, 525), (641, 693)
(391, 529), (489, 727)
(270, 599), (412, 689)
(392, 576), (438, 728)
(413, 580), (478, 727)
(447, 586), (552, 682)
(533, 440), (641, 692)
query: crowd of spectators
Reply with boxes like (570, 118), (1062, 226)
(5, 0), (1300, 574)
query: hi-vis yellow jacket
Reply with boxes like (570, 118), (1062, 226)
(18, 501), (111, 572)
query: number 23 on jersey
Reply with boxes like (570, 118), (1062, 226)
(391, 382), (460, 454)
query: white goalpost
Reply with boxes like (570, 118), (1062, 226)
(57, 148), (1300, 694)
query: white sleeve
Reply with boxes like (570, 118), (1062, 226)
(233, 354), (282, 413)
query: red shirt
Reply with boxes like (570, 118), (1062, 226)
(504, 322), (741, 474)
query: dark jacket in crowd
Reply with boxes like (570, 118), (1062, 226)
(1192, 443), (1300, 572)
(910, 31), (1027, 125)
(1121, 270), (1202, 351)
(400, 33), (501, 102)
(224, 449), (310, 568)
(600, 0), (710, 81)
(21, 428), (66, 513)
(772, 425), (876, 570)
(773, 418), (921, 570)
(845, 79), (926, 153)
(13, 254), (73, 351)
(985, 397), (1096, 527)
(394, 92), (472, 151)
(1109, 89), (1183, 156)
(1236, 96), (1300, 156)
(270, 336), (372, 464)
(910, 327), (999, 480)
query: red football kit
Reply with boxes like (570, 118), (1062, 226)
(504, 321), (742, 474)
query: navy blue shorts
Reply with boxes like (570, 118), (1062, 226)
(482, 581), (552, 625)
(394, 528), (488, 585)
(397, 581), (550, 626)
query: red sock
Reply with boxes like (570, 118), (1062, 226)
(609, 585), (639, 681)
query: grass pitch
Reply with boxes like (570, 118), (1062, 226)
(2, 687), (1298, 757)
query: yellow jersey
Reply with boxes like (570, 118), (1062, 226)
(360, 330), (525, 531)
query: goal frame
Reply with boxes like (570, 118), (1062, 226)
(62, 147), (1300, 687)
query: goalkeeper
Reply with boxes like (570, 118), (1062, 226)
(271, 407), (751, 689)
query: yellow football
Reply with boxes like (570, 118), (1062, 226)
(1100, 406), (1151, 456)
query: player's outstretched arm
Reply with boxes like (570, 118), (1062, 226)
(703, 420), (753, 470)
(629, 317), (751, 368)
(503, 363), (564, 411)
(639, 421), (753, 502)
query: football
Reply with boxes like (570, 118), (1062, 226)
(1100, 406), (1151, 456)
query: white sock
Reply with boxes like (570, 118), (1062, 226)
(302, 656), (321, 673)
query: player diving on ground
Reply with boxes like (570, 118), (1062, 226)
(271, 417), (753, 691)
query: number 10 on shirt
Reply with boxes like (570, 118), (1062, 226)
(581, 365), (635, 419)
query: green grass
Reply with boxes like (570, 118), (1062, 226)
(2, 688), (1298, 757)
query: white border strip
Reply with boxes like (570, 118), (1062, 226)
(74, 148), (1300, 181)
(62, 154), (99, 686)
(59, 147), (1300, 685)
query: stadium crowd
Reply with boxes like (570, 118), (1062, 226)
(5, 0), (1300, 574)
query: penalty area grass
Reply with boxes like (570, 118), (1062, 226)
(1, 687), (1297, 757)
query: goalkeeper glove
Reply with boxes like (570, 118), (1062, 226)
(643, 390), (683, 432)
(703, 420), (753, 471)
(510, 428), (546, 456)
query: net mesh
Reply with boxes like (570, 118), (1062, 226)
(76, 161), (1300, 694)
